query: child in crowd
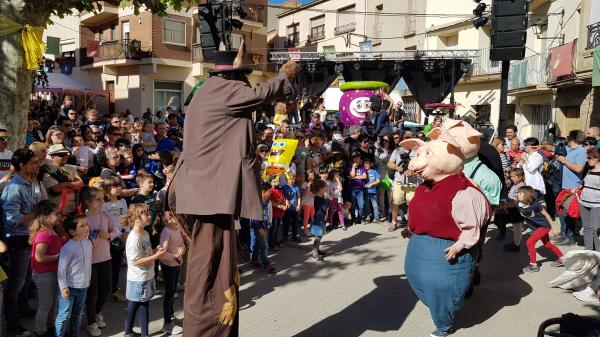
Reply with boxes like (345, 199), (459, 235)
(131, 172), (162, 282)
(363, 159), (381, 223)
(310, 180), (330, 262)
(269, 175), (289, 251)
(101, 177), (129, 303)
(159, 211), (185, 335)
(517, 186), (564, 273)
(119, 148), (138, 189)
(81, 187), (116, 337)
(140, 121), (157, 153)
(250, 181), (276, 273)
(121, 204), (166, 337)
(327, 169), (345, 230)
(495, 168), (525, 247)
(55, 214), (93, 337)
(348, 152), (368, 224)
(29, 200), (65, 337)
(492, 137), (510, 181)
(282, 173), (301, 242)
(301, 170), (316, 235)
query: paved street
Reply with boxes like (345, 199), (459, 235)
(23, 222), (600, 337)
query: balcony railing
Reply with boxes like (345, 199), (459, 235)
(587, 22), (600, 49)
(508, 53), (550, 90)
(405, 18), (417, 35)
(91, 39), (152, 62)
(334, 22), (356, 35)
(470, 48), (502, 76)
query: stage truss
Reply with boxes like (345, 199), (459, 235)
(269, 50), (481, 63)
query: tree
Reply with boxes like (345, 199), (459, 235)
(0, 0), (194, 150)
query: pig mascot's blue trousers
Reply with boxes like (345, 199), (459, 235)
(404, 234), (477, 333)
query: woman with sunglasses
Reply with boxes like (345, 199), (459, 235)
(45, 129), (66, 148)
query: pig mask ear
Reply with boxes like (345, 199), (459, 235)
(399, 138), (426, 151)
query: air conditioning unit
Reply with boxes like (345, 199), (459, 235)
(334, 22), (356, 35)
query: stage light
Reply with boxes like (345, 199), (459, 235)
(393, 62), (402, 73)
(235, 6), (248, 19)
(230, 19), (243, 30)
(413, 51), (422, 60)
(353, 62), (360, 70)
(335, 63), (344, 73)
(460, 62), (472, 74)
(473, 16), (489, 29)
(438, 60), (446, 69)
(473, 3), (487, 16)
(307, 62), (317, 73)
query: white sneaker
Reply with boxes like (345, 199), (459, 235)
(95, 312), (107, 328)
(161, 322), (184, 335)
(87, 323), (102, 337)
(573, 287), (600, 303)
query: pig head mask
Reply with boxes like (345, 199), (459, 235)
(400, 132), (465, 182)
(428, 119), (483, 159)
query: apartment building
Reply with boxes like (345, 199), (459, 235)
(40, 1), (270, 117)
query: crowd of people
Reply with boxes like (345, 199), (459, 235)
(0, 89), (599, 337)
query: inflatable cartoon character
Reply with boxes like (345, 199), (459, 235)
(263, 139), (298, 179)
(338, 81), (389, 126)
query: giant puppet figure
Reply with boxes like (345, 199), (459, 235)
(172, 42), (298, 337)
(338, 81), (389, 125)
(400, 127), (491, 336)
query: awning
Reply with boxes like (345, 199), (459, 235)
(35, 72), (106, 97)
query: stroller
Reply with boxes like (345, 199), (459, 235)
(538, 313), (600, 337)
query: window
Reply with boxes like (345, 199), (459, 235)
(110, 25), (116, 41)
(337, 5), (355, 28)
(310, 16), (325, 41)
(163, 18), (186, 46)
(154, 81), (183, 112)
(230, 33), (243, 49)
(286, 23), (299, 47)
(122, 21), (130, 40)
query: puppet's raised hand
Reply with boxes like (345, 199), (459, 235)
(218, 285), (237, 326)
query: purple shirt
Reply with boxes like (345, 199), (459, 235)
(349, 165), (367, 190)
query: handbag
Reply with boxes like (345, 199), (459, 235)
(110, 236), (124, 251)
(567, 188), (582, 219)
(380, 176), (392, 191)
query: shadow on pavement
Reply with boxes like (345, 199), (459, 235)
(239, 230), (394, 310)
(292, 275), (417, 337)
(454, 226), (534, 330)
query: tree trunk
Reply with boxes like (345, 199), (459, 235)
(0, 0), (50, 150)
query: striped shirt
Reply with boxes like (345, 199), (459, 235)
(580, 171), (600, 208)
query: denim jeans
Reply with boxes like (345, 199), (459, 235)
(351, 188), (366, 219)
(55, 287), (87, 337)
(3, 239), (31, 329)
(32, 271), (58, 334)
(558, 214), (576, 240)
(250, 227), (270, 266)
(160, 263), (180, 324)
(366, 193), (379, 220)
(268, 218), (282, 247)
(125, 300), (149, 337)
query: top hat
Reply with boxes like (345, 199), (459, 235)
(209, 41), (252, 76)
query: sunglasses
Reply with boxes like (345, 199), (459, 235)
(51, 153), (68, 158)
(393, 136), (400, 140)
(0, 136), (11, 141)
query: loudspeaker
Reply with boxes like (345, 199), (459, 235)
(493, 0), (528, 17)
(491, 16), (528, 31)
(491, 31), (527, 47)
(491, 47), (525, 61)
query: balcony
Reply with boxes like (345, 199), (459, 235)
(508, 53), (550, 92)
(334, 22), (356, 35)
(247, 53), (264, 72)
(587, 22), (600, 49)
(79, 1), (118, 27)
(469, 48), (502, 77)
(81, 39), (152, 67)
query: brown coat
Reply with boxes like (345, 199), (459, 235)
(174, 73), (293, 221)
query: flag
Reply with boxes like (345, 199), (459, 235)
(86, 40), (100, 58)
(550, 41), (575, 78)
(593, 47), (600, 87)
(46, 36), (60, 55)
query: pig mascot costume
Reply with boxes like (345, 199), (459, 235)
(400, 129), (491, 337)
